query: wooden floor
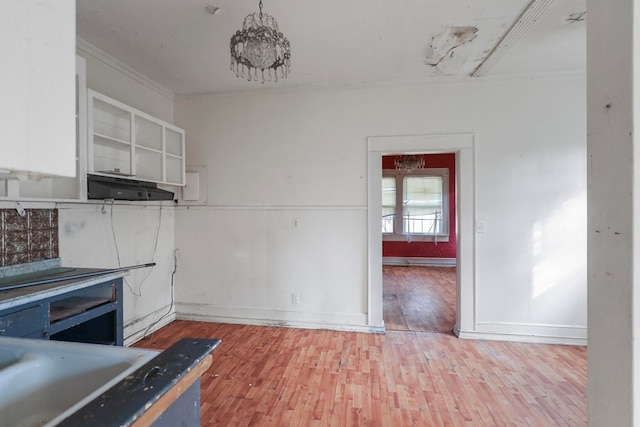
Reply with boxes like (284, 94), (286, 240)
(383, 266), (456, 333)
(135, 320), (587, 426)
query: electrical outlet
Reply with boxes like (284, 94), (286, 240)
(476, 221), (486, 233)
(291, 292), (300, 304)
(292, 218), (300, 228)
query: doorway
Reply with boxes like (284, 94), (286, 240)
(383, 265), (457, 332)
(366, 134), (475, 336)
(381, 152), (458, 333)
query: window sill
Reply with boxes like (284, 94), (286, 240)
(383, 234), (450, 243)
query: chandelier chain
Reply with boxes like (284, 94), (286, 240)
(259, 0), (263, 19)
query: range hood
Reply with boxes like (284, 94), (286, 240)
(87, 175), (174, 201)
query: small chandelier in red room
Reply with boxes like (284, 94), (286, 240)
(394, 155), (425, 172)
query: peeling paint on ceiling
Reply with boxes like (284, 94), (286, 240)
(424, 26), (478, 73)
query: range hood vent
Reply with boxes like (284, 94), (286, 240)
(87, 175), (174, 201)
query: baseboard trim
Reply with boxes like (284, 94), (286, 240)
(454, 322), (587, 346)
(176, 303), (382, 334)
(124, 304), (176, 346)
(383, 257), (456, 267)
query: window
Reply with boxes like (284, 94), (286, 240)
(382, 177), (396, 233)
(382, 168), (449, 242)
(404, 175), (444, 234)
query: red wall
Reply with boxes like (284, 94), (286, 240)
(382, 153), (457, 259)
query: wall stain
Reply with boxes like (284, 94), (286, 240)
(63, 220), (87, 237)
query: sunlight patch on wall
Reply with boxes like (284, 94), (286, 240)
(532, 192), (586, 299)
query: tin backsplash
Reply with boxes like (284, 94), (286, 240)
(0, 209), (59, 266)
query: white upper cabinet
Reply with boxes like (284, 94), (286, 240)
(88, 90), (185, 186)
(0, 0), (76, 178)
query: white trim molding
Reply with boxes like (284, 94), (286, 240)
(383, 257), (456, 267)
(124, 303), (176, 345)
(76, 37), (174, 101)
(367, 133), (475, 335)
(175, 303), (382, 334)
(455, 321), (587, 346)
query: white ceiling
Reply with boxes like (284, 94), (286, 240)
(76, 0), (586, 96)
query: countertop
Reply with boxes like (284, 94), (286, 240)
(0, 268), (125, 312)
(58, 338), (221, 426)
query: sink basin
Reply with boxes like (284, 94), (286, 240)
(0, 336), (159, 427)
(0, 346), (22, 370)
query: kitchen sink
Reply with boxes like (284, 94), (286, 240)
(0, 346), (22, 370)
(0, 336), (158, 427)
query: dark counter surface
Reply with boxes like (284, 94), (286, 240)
(0, 268), (125, 311)
(58, 338), (221, 426)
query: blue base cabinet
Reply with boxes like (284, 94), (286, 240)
(0, 277), (123, 345)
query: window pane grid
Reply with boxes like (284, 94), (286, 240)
(382, 177), (396, 233)
(382, 169), (449, 239)
(403, 176), (443, 235)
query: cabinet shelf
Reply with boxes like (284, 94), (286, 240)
(94, 132), (131, 146)
(137, 145), (163, 155)
(93, 135), (132, 176)
(50, 295), (113, 323)
(88, 90), (185, 187)
(93, 120), (131, 143)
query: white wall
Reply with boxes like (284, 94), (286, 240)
(174, 74), (587, 342)
(58, 203), (175, 344)
(473, 77), (587, 342)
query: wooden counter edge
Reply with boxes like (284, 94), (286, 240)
(130, 353), (213, 427)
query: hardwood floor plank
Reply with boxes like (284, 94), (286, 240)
(137, 267), (587, 427)
(135, 321), (586, 426)
(383, 266), (456, 333)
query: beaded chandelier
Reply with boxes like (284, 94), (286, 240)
(230, 0), (291, 83)
(395, 155), (425, 172)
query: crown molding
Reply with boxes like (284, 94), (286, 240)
(176, 69), (585, 100)
(76, 37), (174, 101)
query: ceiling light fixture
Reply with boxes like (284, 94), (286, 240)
(230, 0), (291, 83)
(206, 5), (220, 15)
(394, 155), (425, 172)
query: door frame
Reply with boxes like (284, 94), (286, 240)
(367, 133), (475, 335)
